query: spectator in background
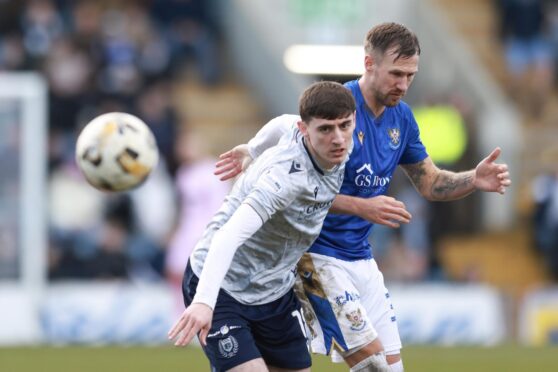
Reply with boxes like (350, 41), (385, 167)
(546, 1), (558, 86)
(495, 0), (554, 118)
(135, 80), (179, 175)
(532, 146), (558, 280)
(20, 0), (64, 63)
(129, 161), (177, 280)
(165, 128), (230, 314)
(150, 0), (221, 84)
(0, 33), (27, 71)
(0, 0), (224, 283)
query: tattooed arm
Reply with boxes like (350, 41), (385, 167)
(400, 148), (511, 201)
(400, 157), (475, 201)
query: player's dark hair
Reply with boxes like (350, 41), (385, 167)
(364, 22), (421, 61)
(298, 81), (355, 123)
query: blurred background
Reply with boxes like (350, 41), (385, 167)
(1, 0), (558, 369)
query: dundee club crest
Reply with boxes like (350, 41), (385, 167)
(218, 335), (239, 358)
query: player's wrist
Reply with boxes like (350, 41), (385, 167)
(470, 170), (480, 191)
(191, 295), (216, 311)
(352, 196), (368, 216)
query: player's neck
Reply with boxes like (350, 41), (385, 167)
(358, 77), (385, 118)
(302, 138), (335, 173)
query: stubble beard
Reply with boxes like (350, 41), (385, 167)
(375, 90), (401, 108)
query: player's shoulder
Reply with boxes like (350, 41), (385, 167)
(391, 100), (418, 125)
(261, 142), (310, 177)
(343, 80), (360, 99)
(343, 79), (358, 90)
(394, 100), (413, 114)
(270, 114), (300, 126)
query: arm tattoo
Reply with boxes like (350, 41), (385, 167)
(404, 161), (428, 192)
(431, 171), (474, 200)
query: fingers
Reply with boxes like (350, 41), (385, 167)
(168, 311), (198, 347)
(168, 313), (188, 340)
(497, 171), (510, 180)
(384, 198), (412, 221)
(218, 150), (233, 160)
(214, 148), (250, 181)
(395, 208), (412, 222)
(174, 318), (198, 346)
(386, 211), (411, 224)
(199, 326), (209, 347)
(214, 158), (243, 181)
(374, 210), (412, 228)
(501, 179), (512, 186)
(215, 157), (234, 169)
(214, 160), (239, 176)
(378, 219), (400, 228)
(369, 196), (412, 226)
(218, 173), (236, 181)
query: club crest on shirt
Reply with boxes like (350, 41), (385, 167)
(387, 127), (401, 150)
(218, 335), (239, 358)
(345, 308), (366, 331)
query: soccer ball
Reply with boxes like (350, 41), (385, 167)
(75, 112), (159, 192)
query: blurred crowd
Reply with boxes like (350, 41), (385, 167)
(494, 0), (558, 280)
(1, 0), (557, 289)
(0, 0), (230, 284)
(495, 0), (558, 118)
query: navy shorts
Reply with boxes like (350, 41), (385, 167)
(182, 261), (311, 371)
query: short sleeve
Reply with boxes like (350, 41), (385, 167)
(399, 107), (429, 165)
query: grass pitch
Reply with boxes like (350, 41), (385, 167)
(0, 345), (556, 371)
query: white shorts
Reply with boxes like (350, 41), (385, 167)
(294, 252), (401, 363)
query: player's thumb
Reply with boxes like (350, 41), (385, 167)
(485, 147), (501, 163)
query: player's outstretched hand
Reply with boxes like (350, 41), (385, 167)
(360, 195), (412, 228)
(214, 144), (253, 181)
(474, 147), (512, 194)
(168, 303), (213, 347)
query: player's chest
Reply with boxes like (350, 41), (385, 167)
(344, 121), (405, 194)
(291, 173), (341, 221)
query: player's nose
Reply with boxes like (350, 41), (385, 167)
(396, 80), (408, 93)
(331, 127), (345, 144)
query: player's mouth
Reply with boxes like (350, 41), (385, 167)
(330, 148), (346, 156)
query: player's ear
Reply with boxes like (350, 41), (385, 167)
(364, 54), (374, 72)
(297, 120), (309, 137)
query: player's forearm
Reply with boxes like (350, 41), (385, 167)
(401, 158), (476, 201)
(193, 204), (263, 309)
(330, 194), (365, 216)
(429, 169), (476, 201)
